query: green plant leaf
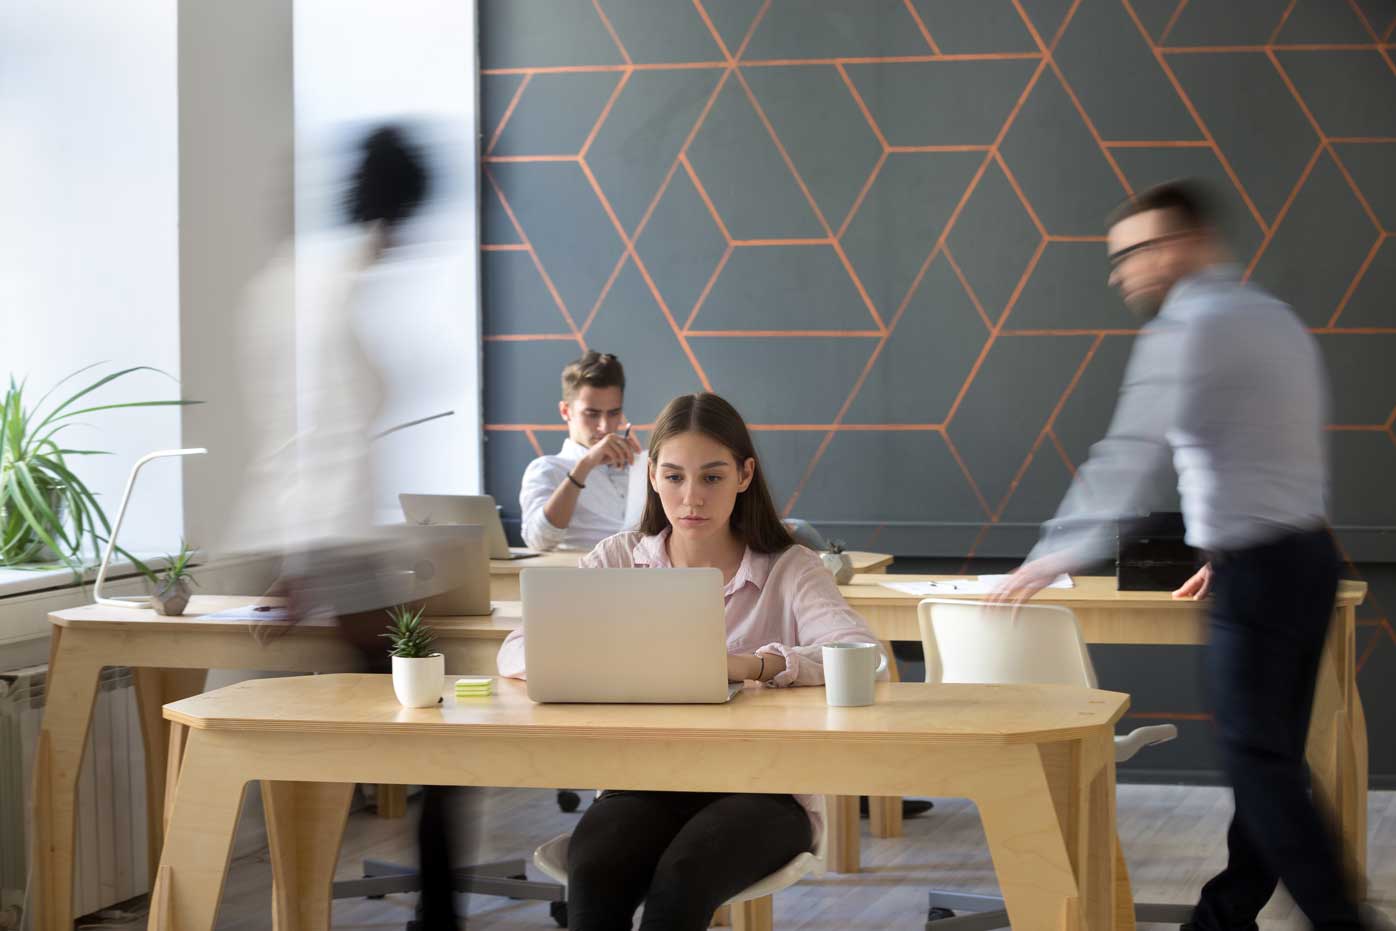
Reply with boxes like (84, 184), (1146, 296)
(43, 399), (200, 425)
(3, 366), (200, 569)
(380, 604), (436, 658)
(3, 471), (76, 568)
(36, 456), (111, 533)
(29, 366), (176, 435)
(27, 361), (107, 420)
(12, 464), (74, 550)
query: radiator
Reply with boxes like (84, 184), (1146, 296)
(0, 665), (149, 927)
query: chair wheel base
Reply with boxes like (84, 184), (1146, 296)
(557, 790), (581, 813)
(550, 900), (568, 927)
(927, 906), (956, 922)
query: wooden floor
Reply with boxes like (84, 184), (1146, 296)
(98, 785), (1395, 929)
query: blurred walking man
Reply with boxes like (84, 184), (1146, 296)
(997, 182), (1367, 930)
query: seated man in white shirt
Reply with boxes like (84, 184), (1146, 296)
(518, 351), (644, 551)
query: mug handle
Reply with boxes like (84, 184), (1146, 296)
(873, 647), (889, 679)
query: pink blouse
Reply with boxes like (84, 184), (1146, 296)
(496, 530), (886, 845)
(496, 530), (882, 686)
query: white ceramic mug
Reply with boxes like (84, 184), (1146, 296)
(822, 642), (888, 707)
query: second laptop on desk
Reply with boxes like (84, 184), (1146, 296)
(400, 492), (539, 561)
(522, 567), (742, 704)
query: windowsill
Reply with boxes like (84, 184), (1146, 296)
(0, 555), (170, 601)
(0, 551), (281, 655)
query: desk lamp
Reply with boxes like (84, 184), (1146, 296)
(92, 448), (207, 608)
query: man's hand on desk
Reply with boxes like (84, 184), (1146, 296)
(248, 576), (301, 645)
(990, 552), (1076, 607)
(1172, 563), (1212, 600)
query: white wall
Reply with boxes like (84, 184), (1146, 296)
(177, 0), (296, 554)
(0, 0), (183, 555)
(294, 0), (483, 522)
(1, 0), (481, 564)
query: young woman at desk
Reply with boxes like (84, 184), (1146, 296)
(498, 392), (882, 931)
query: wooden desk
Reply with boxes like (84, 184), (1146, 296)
(489, 550), (894, 600)
(837, 575), (1370, 891)
(154, 674), (1133, 931)
(33, 596), (517, 931)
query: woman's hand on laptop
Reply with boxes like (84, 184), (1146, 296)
(728, 652), (785, 683)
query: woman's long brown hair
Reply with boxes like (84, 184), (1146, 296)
(639, 393), (795, 554)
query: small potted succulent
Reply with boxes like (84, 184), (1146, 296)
(820, 539), (855, 585)
(145, 540), (198, 616)
(381, 605), (445, 708)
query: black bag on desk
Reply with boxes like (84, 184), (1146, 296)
(1116, 512), (1200, 591)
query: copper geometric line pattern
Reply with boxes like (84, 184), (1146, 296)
(482, 0), (1396, 565)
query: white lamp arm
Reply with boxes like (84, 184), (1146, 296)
(93, 448), (208, 608)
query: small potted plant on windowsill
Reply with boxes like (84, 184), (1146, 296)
(820, 539), (855, 585)
(144, 540), (198, 616)
(382, 605), (444, 708)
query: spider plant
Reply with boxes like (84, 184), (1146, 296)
(0, 364), (198, 572)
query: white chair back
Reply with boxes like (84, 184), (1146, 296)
(917, 598), (1098, 688)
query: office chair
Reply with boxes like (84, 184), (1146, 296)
(917, 599), (1190, 929)
(332, 787), (570, 928)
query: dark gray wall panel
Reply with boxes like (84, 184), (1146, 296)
(482, 0), (1396, 782)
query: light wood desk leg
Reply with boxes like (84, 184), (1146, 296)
(135, 668), (208, 880)
(868, 797), (902, 838)
(264, 780), (355, 931)
(978, 739), (1116, 931)
(1114, 837), (1136, 931)
(164, 723), (188, 836)
(149, 865), (174, 931)
(868, 643), (905, 840)
(147, 732), (250, 931)
(1305, 604), (1367, 898)
(32, 627), (103, 931)
(1079, 736), (1122, 931)
(731, 895), (773, 931)
(376, 784), (408, 818)
(824, 794), (861, 874)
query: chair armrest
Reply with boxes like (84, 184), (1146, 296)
(1114, 724), (1179, 763)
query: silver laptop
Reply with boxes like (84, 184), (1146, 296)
(399, 493), (537, 560)
(522, 568), (742, 704)
(403, 524), (492, 617)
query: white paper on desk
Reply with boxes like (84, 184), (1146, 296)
(978, 573), (1074, 589)
(199, 604), (293, 622)
(879, 574), (1074, 597)
(622, 460), (649, 530)
(879, 580), (993, 595)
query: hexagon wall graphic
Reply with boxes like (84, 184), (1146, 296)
(479, 0), (1396, 578)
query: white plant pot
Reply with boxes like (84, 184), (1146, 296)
(820, 550), (855, 585)
(392, 653), (445, 708)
